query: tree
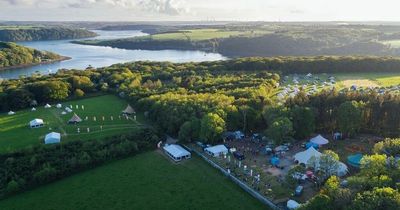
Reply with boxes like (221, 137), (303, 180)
(337, 101), (364, 137)
(350, 187), (400, 210)
(291, 106), (315, 139)
(298, 194), (334, 210)
(318, 150), (340, 180)
(200, 113), (226, 143)
(373, 138), (400, 157)
(360, 154), (388, 177)
(265, 117), (293, 145)
(74, 89), (85, 97)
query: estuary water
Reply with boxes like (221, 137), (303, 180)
(0, 30), (225, 79)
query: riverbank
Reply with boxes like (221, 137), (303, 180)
(0, 56), (71, 72)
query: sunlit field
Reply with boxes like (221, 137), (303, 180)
(0, 95), (141, 153)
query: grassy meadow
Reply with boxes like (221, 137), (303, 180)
(0, 151), (266, 210)
(0, 95), (141, 153)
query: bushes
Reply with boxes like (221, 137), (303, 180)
(0, 127), (159, 198)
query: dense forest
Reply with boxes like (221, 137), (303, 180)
(0, 27), (97, 42)
(0, 57), (398, 139)
(74, 24), (400, 57)
(0, 42), (63, 69)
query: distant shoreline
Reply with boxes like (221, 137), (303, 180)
(0, 56), (71, 72)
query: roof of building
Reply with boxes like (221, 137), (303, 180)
(205, 145), (228, 154)
(163, 144), (190, 158)
(30, 118), (44, 125)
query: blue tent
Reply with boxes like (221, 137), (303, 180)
(306, 142), (319, 149)
(347, 153), (363, 168)
(270, 156), (280, 166)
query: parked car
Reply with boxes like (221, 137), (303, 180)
(233, 151), (245, 160)
(294, 186), (304, 196)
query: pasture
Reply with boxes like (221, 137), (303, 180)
(0, 151), (266, 210)
(138, 29), (271, 41)
(0, 95), (141, 153)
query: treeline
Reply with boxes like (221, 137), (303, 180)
(0, 127), (159, 198)
(0, 27), (97, 42)
(0, 42), (62, 69)
(286, 90), (400, 137)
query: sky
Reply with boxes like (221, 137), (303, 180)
(1, 0), (400, 22)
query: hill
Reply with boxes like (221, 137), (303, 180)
(0, 26), (97, 42)
(0, 42), (67, 70)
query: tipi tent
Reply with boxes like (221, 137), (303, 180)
(310, 135), (329, 145)
(44, 104), (52, 108)
(44, 132), (61, 144)
(31, 107), (37, 111)
(29, 119), (44, 128)
(68, 113), (82, 124)
(8, 111), (15, 115)
(294, 147), (322, 165)
(122, 105), (135, 115)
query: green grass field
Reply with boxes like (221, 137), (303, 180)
(0, 151), (266, 210)
(145, 29), (270, 41)
(0, 95), (142, 153)
(283, 72), (400, 88)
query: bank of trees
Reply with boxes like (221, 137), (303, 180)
(0, 127), (159, 198)
(0, 27), (97, 42)
(0, 42), (62, 68)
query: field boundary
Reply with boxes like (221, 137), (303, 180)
(185, 145), (281, 210)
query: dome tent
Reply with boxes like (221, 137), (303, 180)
(347, 153), (363, 168)
(44, 104), (51, 108)
(44, 132), (61, 144)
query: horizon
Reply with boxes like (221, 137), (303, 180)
(1, 0), (400, 22)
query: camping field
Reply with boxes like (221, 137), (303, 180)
(0, 151), (266, 210)
(0, 95), (142, 153)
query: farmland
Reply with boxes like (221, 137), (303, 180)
(0, 95), (141, 153)
(0, 151), (266, 210)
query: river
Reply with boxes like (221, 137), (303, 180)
(0, 30), (226, 79)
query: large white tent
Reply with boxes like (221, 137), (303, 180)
(310, 135), (329, 145)
(163, 144), (191, 162)
(29, 119), (44, 128)
(44, 132), (61, 144)
(205, 145), (228, 157)
(294, 147), (322, 165)
(287, 200), (300, 209)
